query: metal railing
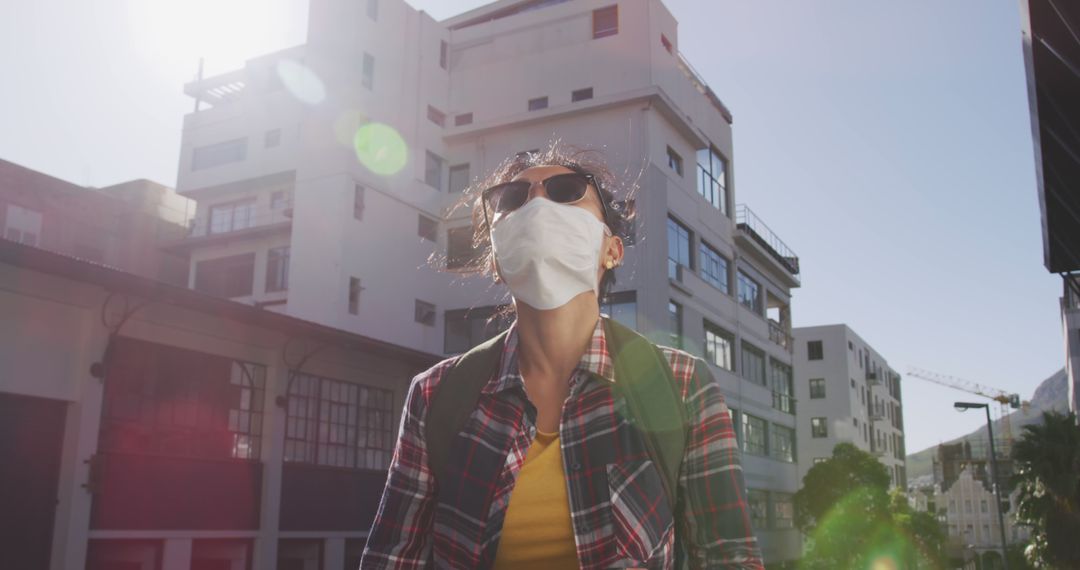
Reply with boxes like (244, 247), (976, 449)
(869, 404), (886, 421)
(186, 207), (292, 238)
(675, 51), (733, 123)
(768, 318), (792, 352)
(735, 204), (800, 276)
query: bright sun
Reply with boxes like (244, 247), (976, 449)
(124, 0), (302, 77)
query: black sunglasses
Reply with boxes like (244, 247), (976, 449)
(481, 172), (609, 227)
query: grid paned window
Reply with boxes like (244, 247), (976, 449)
(809, 377), (826, 399)
(772, 492), (795, 528)
(284, 374), (393, 470)
(741, 413), (767, 456)
(696, 147), (727, 213)
(100, 337), (266, 460)
(704, 320), (734, 370)
(667, 216), (691, 280)
(811, 417), (828, 438)
(736, 270), (761, 314)
(808, 340), (823, 360)
(740, 341), (766, 386)
(209, 199), (256, 234)
(770, 359), (795, 414)
(770, 424), (795, 462)
(699, 241), (728, 292)
(265, 246), (289, 292)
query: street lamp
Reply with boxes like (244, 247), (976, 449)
(954, 401), (1010, 570)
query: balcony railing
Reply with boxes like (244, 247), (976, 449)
(768, 318), (792, 352)
(869, 404), (886, 421)
(187, 207), (292, 239)
(866, 370), (882, 385)
(184, 68), (248, 108)
(735, 204), (800, 277)
(675, 51), (733, 123)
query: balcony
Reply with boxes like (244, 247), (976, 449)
(768, 318), (792, 352)
(164, 207), (292, 252)
(869, 404), (886, 422)
(735, 205), (800, 286)
(866, 370), (882, 385)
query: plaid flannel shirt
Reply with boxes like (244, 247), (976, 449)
(360, 316), (764, 569)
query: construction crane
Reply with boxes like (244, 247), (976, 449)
(905, 366), (1025, 449)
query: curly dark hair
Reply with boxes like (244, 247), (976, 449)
(439, 139), (638, 306)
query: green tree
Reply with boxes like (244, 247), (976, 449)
(1011, 411), (1080, 568)
(794, 443), (945, 569)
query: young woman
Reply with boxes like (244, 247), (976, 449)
(360, 144), (764, 569)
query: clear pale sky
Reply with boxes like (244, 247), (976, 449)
(0, 0), (1063, 455)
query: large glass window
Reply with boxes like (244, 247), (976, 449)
(770, 424), (795, 462)
(265, 246), (289, 292)
(736, 270), (761, 314)
(770, 359), (794, 414)
(194, 253), (255, 298)
(209, 199), (256, 234)
(193, 138), (247, 171)
(601, 290), (637, 331)
(667, 216), (692, 280)
(740, 341), (766, 386)
(741, 413), (767, 456)
(704, 320), (734, 370)
(811, 417), (828, 438)
(748, 489), (768, 529)
(699, 241), (728, 293)
(696, 147), (727, 213)
(284, 374), (393, 469)
(100, 337), (266, 460)
(807, 340), (824, 360)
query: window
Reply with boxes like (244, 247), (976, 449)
(418, 214), (438, 242)
(660, 33), (673, 54)
(426, 105), (446, 127)
(851, 378), (856, 389)
(667, 216), (691, 280)
(415, 300), (436, 326)
(808, 340), (823, 360)
(571, 87), (593, 102)
(772, 492), (795, 528)
(736, 270), (761, 313)
(265, 246), (289, 292)
(771, 359), (794, 414)
(601, 290), (637, 331)
(271, 190), (290, 210)
(811, 417), (828, 438)
(195, 253), (255, 298)
(209, 199), (256, 234)
(193, 138), (247, 170)
(2, 204), (42, 246)
(981, 499), (988, 513)
(284, 374), (393, 470)
(809, 378), (826, 399)
(100, 337), (265, 460)
(699, 241), (728, 292)
(965, 500), (972, 514)
(741, 414), (767, 455)
(265, 129), (281, 148)
(439, 40), (448, 69)
(740, 342), (766, 386)
(528, 96), (548, 111)
(366, 0), (378, 20)
(696, 147), (727, 213)
(425, 150), (444, 189)
(592, 5), (618, 38)
(444, 305), (512, 354)
(667, 146), (684, 176)
(770, 424), (795, 462)
(353, 184), (365, 220)
(704, 320), (734, 370)
(446, 226), (478, 270)
(454, 112), (473, 126)
(348, 277), (363, 314)
(449, 163), (470, 193)
(849, 340), (854, 351)
(668, 300), (682, 349)
(362, 52), (375, 89)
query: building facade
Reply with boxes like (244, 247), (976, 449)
(792, 324), (907, 488)
(933, 466), (1030, 568)
(0, 159), (194, 285)
(0, 239), (437, 570)
(176, 0), (803, 563)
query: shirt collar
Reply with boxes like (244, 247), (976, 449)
(479, 315), (616, 396)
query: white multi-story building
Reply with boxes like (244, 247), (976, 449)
(792, 324), (907, 488)
(175, 0), (803, 564)
(935, 466), (1031, 568)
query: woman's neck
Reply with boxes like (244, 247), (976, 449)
(514, 291), (601, 384)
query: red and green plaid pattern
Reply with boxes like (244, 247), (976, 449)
(361, 317), (764, 569)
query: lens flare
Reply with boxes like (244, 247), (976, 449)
(275, 59), (326, 105)
(353, 123), (408, 176)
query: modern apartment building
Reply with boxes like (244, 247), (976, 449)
(793, 324), (907, 488)
(177, 0), (803, 564)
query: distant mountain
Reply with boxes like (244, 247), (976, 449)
(905, 367), (1069, 483)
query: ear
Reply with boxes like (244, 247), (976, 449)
(605, 234), (624, 267)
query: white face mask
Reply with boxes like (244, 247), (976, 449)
(490, 197), (611, 310)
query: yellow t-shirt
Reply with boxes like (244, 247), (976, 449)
(492, 428), (580, 569)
